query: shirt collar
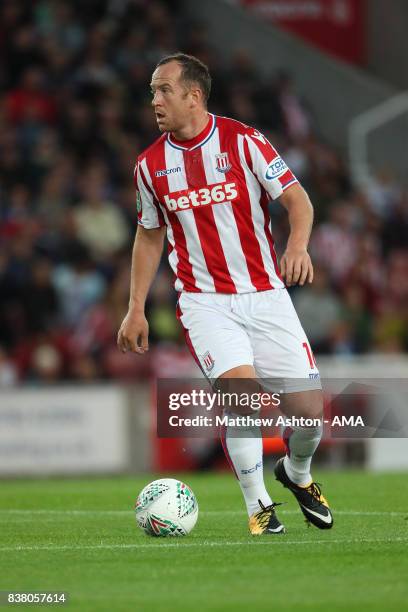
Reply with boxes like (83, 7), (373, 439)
(167, 114), (216, 151)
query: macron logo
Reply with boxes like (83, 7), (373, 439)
(164, 183), (238, 212)
(155, 167), (181, 177)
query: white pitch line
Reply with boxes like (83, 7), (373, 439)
(0, 509), (406, 517)
(0, 536), (407, 553)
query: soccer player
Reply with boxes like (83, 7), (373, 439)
(117, 53), (333, 534)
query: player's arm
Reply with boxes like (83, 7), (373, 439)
(117, 225), (165, 354)
(244, 129), (314, 286)
(278, 183), (314, 286)
(118, 157), (166, 354)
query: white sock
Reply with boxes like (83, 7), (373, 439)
(283, 425), (322, 486)
(221, 414), (272, 516)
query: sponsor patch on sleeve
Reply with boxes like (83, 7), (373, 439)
(265, 157), (288, 180)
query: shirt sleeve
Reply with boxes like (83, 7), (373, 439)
(134, 158), (165, 229)
(244, 128), (298, 200)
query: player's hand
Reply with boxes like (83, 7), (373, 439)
(280, 247), (313, 286)
(117, 310), (149, 354)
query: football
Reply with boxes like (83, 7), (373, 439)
(135, 478), (199, 537)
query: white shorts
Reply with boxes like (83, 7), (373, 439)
(177, 288), (321, 393)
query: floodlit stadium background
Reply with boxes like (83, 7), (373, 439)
(0, 0), (407, 477)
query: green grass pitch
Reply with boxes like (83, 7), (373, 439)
(1, 470), (407, 611)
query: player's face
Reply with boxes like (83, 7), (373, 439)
(150, 62), (195, 133)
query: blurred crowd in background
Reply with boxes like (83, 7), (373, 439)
(0, 0), (407, 385)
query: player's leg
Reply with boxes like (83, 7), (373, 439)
(280, 389), (323, 486)
(177, 293), (285, 534)
(218, 365), (285, 534)
(275, 389), (332, 529)
(247, 288), (333, 529)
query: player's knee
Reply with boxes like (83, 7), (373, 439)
(295, 404), (323, 420)
(281, 389), (323, 419)
(214, 376), (263, 416)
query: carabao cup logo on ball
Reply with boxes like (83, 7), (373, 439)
(265, 157), (288, 180)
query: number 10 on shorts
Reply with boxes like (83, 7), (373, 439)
(302, 342), (317, 369)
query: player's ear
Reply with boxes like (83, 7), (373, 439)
(190, 86), (202, 108)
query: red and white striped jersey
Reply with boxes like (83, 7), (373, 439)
(134, 114), (298, 293)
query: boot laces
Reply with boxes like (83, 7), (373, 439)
(305, 481), (324, 503)
(254, 499), (284, 528)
